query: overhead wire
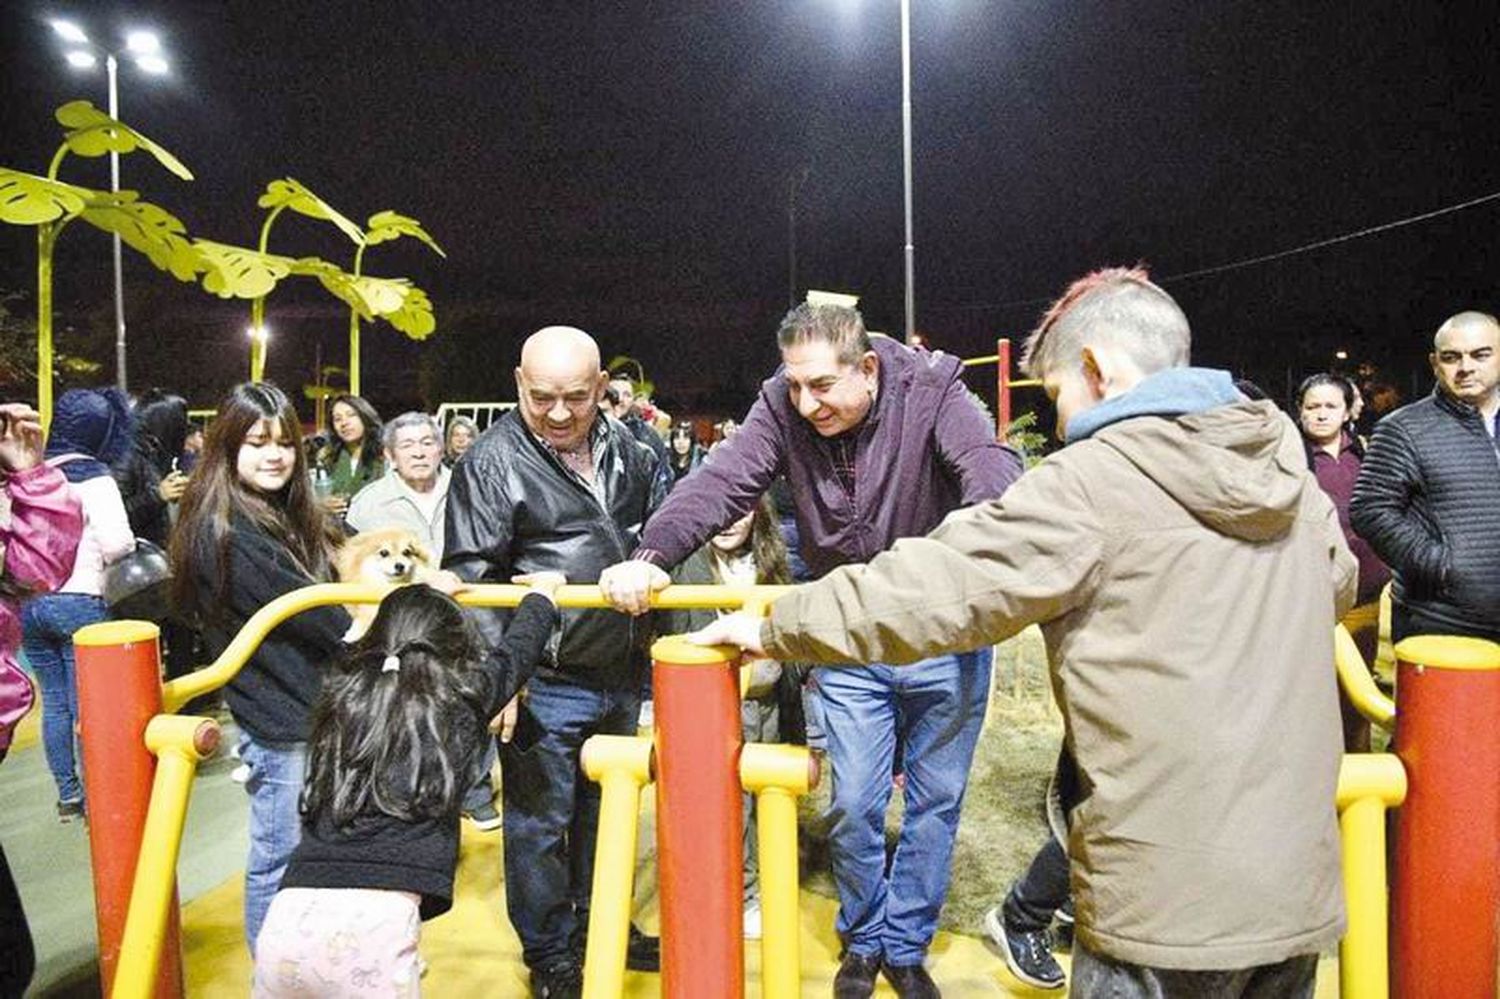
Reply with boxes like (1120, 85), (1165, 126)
(946, 188), (1500, 316)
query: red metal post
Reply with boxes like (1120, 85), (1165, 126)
(652, 636), (744, 999)
(1390, 635), (1500, 998)
(74, 620), (183, 998)
(996, 337), (1012, 441)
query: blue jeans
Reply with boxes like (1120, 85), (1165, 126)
(241, 737), (306, 954)
(814, 648), (992, 964)
(462, 739), (499, 813)
(21, 593), (108, 804)
(499, 676), (640, 970)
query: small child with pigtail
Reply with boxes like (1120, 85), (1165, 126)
(252, 575), (563, 998)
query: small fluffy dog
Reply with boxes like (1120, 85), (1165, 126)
(334, 527), (438, 641)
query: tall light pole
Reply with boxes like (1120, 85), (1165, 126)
(51, 19), (171, 393)
(899, 0), (916, 346)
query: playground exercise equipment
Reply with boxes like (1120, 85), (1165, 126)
(1388, 635), (1500, 999)
(960, 338), (1041, 441)
(71, 580), (1496, 998)
(579, 636), (820, 999)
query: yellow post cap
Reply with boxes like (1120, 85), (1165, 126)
(73, 620), (160, 647)
(651, 634), (739, 666)
(1395, 635), (1500, 672)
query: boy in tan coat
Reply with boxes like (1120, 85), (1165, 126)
(697, 268), (1357, 998)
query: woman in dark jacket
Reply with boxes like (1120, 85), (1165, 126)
(1297, 373), (1391, 750)
(168, 382), (349, 952)
(666, 421), (705, 486)
(114, 389), (190, 547)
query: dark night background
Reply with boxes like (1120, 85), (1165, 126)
(2, 1), (1498, 429)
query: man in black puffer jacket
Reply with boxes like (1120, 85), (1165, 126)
(1351, 311), (1500, 642)
(443, 326), (666, 999)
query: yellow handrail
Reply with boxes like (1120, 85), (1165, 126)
(111, 715), (220, 999)
(1335, 624), (1396, 728)
(1335, 754), (1407, 999)
(162, 582), (793, 711)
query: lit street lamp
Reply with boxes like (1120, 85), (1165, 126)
(50, 18), (171, 393)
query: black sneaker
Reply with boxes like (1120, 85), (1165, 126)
(463, 801), (502, 831)
(57, 799), (85, 823)
(529, 960), (582, 999)
(625, 924), (659, 972)
(834, 951), (881, 999)
(571, 921), (659, 973)
(985, 905), (1064, 990)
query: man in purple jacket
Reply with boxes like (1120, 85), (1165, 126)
(600, 303), (1022, 997)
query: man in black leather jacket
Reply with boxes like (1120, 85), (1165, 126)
(443, 326), (667, 998)
(1351, 310), (1500, 643)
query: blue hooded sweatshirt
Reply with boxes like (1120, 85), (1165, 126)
(45, 388), (134, 482)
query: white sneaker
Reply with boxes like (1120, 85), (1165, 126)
(637, 700), (654, 729)
(230, 763), (251, 784)
(743, 902), (762, 940)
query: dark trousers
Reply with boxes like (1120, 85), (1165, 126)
(1070, 945), (1317, 998)
(1003, 836), (1070, 933)
(0, 841), (34, 997)
(500, 676), (640, 970)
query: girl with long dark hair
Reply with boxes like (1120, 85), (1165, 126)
(168, 382), (350, 951)
(114, 388), (190, 546)
(1296, 373), (1391, 751)
(317, 394), (385, 516)
(660, 494), (797, 940)
(253, 581), (560, 996)
(666, 421), (705, 486)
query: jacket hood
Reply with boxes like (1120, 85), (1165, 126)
(45, 387), (133, 479)
(1084, 370), (1308, 542)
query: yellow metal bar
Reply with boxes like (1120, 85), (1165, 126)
(742, 744), (818, 999)
(580, 735), (653, 999)
(1334, 754), (1406, 999)
(110, 715), (220, 999)
(162, 583), (791, 711)
(960, 354), (999, 366)
(757, 788), (800, 999)
(1335, 625), (1396, 728)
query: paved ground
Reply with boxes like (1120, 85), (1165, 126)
(4, 713), (248, 997)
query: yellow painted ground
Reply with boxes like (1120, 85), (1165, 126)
(182, 820), (1340, 997)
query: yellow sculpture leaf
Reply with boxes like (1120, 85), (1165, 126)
(364, 210), (446, 257)
(0, 167), (91, 225)
(194, 240), (296, 299)
(54, 101), (193, 181)
(382, 285), (436, 340)
(289, 257), (376, 319)
(80, 192), (203, 282)
(354, 275), (414, 316)
(258, 178), (364, 246)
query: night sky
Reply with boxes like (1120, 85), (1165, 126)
(3, 1), (1498, 423)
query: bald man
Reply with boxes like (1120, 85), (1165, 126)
(443, 326), (666, 997)
(1352, 311), (1500, 643)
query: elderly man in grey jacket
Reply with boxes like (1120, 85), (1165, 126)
(346, 411), (450, 554)
(697, 268), (1357, 999)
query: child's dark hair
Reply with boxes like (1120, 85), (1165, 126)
(301, 585), (491, 828)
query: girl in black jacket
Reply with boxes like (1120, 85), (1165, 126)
(168, 382), (350, 953)
(253, 581), (560, 996)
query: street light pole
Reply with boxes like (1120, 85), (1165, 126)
(106, 53), (128, 392)
(52, 19), (170, 394)
(900, 0), (916, 346)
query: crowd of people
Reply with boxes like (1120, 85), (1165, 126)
(0, 275), (1496, 998)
